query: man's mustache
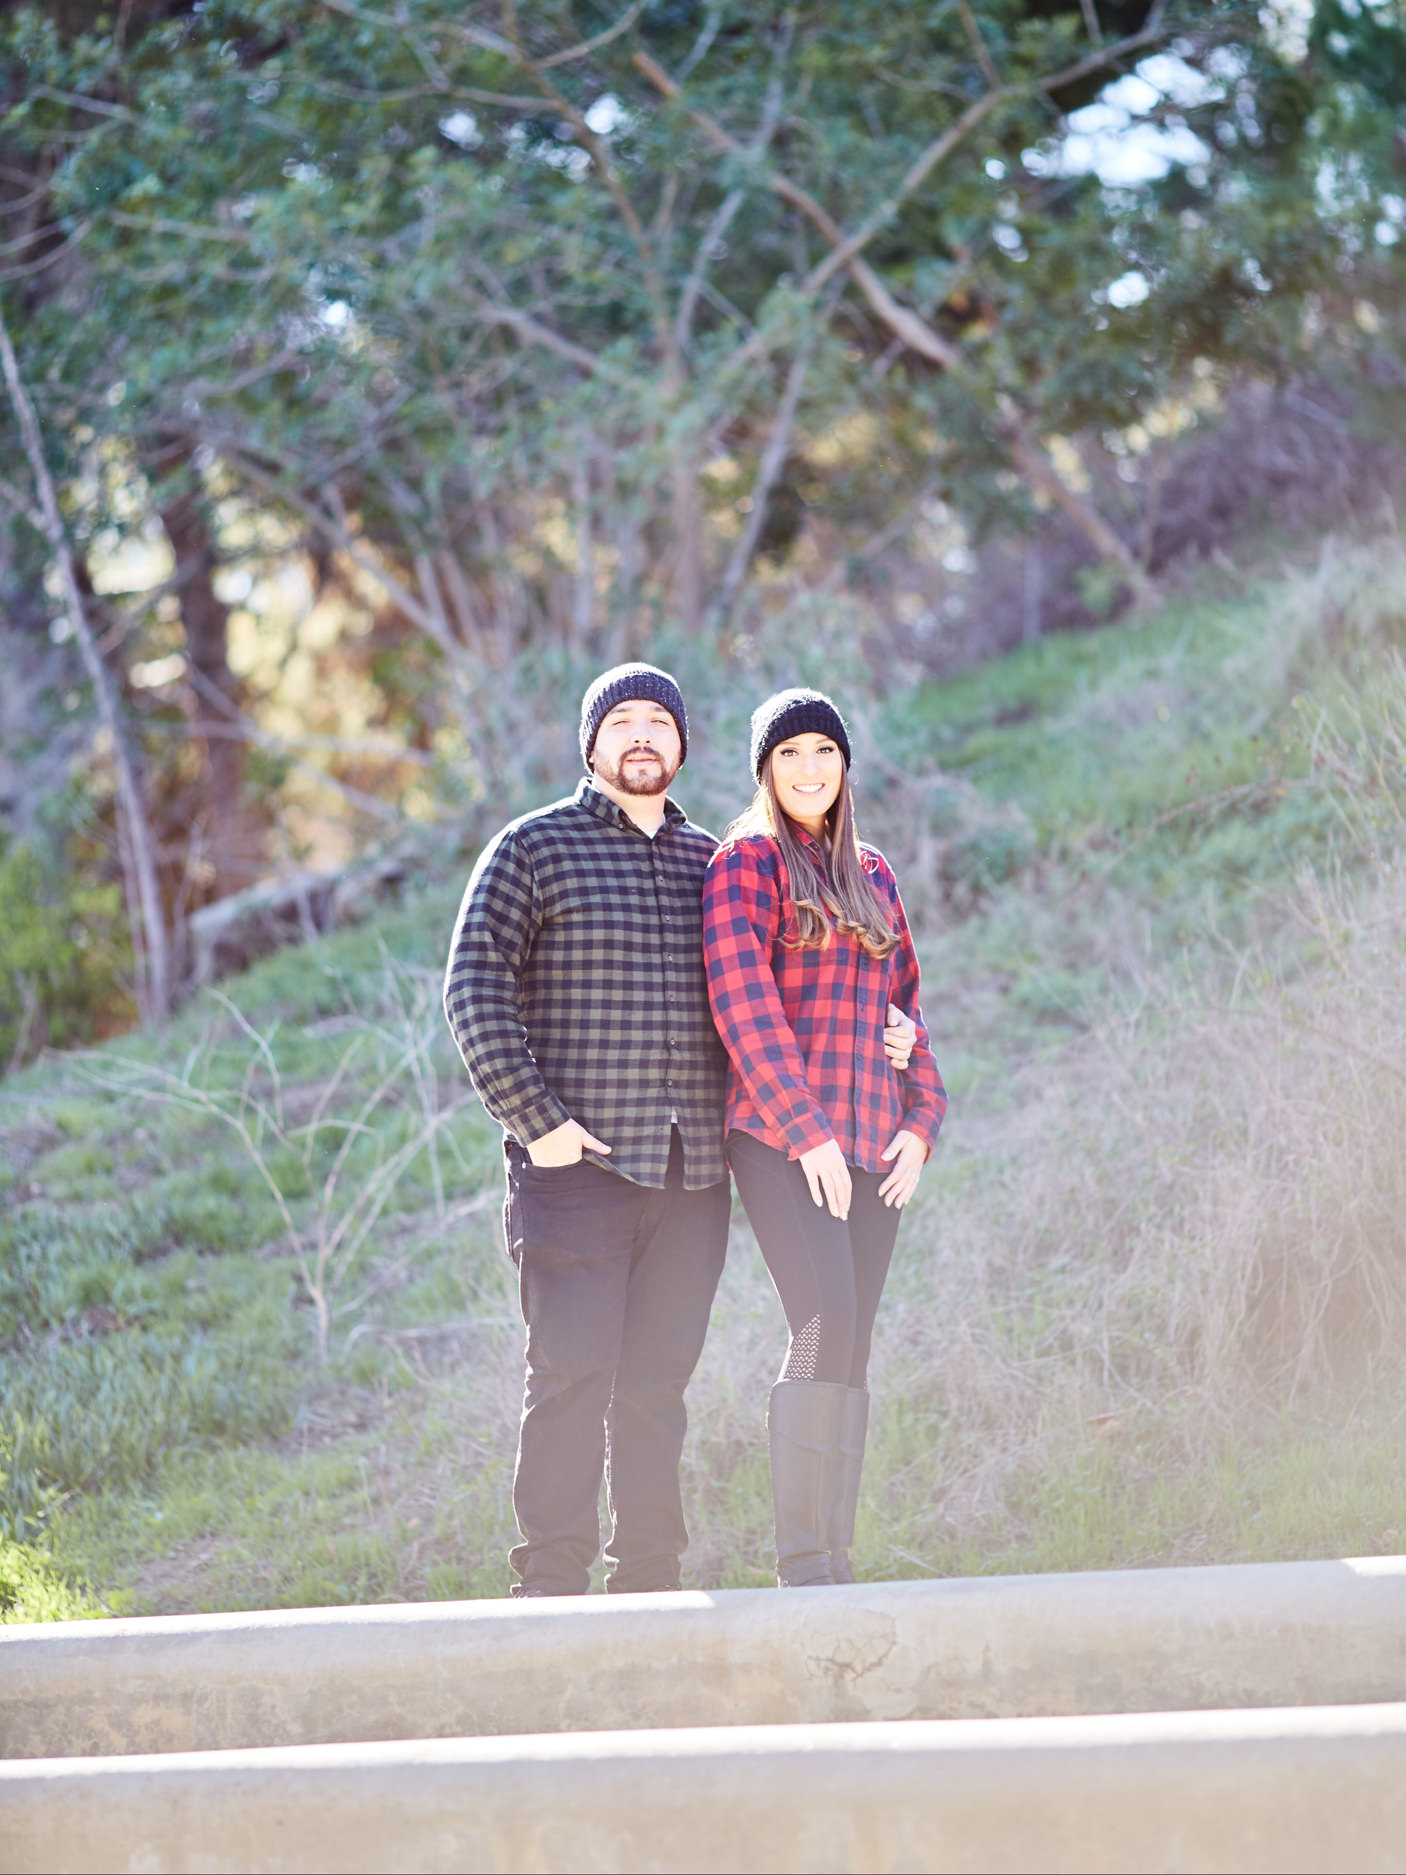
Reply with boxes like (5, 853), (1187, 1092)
(622, 745), (663, 759)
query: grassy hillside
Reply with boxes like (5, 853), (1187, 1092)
(3, 537), (1405, 1621)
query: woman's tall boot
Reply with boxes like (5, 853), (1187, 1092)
(826, 1386), (870, 1585)
(767, 1380), (847, 1587)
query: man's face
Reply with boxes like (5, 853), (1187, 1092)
(591, 697), (683, 797)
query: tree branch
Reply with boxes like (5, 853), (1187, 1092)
(955, 0), (1001, 89)
(802, 89), (1003, 296)
(0, 299), (172, 1019)
(704, 286), (835, 632)
(538, 1), (648, 68)
(502, 6), (673, 356)
(469, 293), (617, 376)
(634, 34), (1161, 590)
(219, 445), (467, 657)
(181, 664), (405, 822)
(673, 15), (792, 356)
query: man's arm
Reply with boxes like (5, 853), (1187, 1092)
(442, 829), (573, 1146)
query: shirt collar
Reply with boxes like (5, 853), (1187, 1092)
(575, 776), (687, 836)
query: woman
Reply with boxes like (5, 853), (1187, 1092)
(703, 687), (946, 1587)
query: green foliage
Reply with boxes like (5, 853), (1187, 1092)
(1, 1335), (295, 1541)
(0, 838), (126, 1070)
(0, 1534), (97, 1624)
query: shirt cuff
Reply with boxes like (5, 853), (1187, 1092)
(782, 1106), (837, 1159)
(899, 1106), (943, 1158)
(507, 1091), (574, 1147)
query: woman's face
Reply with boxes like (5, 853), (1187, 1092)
(770, 732), (845, 835)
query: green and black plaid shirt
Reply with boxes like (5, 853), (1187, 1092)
(443, 779), (728, 1189)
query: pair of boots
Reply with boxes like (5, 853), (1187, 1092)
(766, 1380), (869, 1588)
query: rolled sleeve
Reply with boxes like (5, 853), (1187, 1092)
(882, 871), (947, 1156)
(442, 830), (571, 1146)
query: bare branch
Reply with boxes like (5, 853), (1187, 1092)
(673, 24), (790, 357)
(470, 294), (619, 376)
(140, 716), (436, 767)
(634, 46), (1156, 590)
(538, 1), (648, 68)
(177, 667), (411, 822)
(675, 187), (745, 355)
(0, 221), (90, 284)
(219, 445), (460, 654)
(109, 211), (253, 245)
(291, 76), (544, 106)
(0, 472), (43, 531)
(803, 90), (1003, 296)
(705, 286), (836, 631)
(501, 8), (672, 353)
(1079, 0), (1104, 48)
(26, 85), (138, 123)
(675, 1), (724, 84)
(1037, 20), (1170, 95)
(955, 0), (1001, 89)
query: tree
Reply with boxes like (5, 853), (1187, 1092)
(0, 0), (1383, 1044)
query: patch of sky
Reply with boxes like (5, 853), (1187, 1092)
(1106, 271), (1150, 309)
(584, 94), (628, 136)
(1024, 55), (1214, 186)
(1259, 0), (1313, 62)
(439, 110), (481, 150)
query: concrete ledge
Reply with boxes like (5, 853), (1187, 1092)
(4, 1704), (1406, 1874)
(4, 1557), (1405, 1760)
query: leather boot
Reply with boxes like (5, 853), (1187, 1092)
(826, 1387), (870, 1585)
(767, 1379), (847, 1587)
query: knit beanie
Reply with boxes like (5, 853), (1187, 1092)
(749, 687), (852, 781)
(579, 663), (688, 771)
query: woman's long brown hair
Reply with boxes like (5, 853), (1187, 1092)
(723, 755), (899, 959)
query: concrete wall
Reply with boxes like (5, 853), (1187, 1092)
(5, 1705), (1406, 1875)
(4, 1557), (1405, 1760)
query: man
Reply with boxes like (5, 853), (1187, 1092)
(444, 662), (915, 1597)
(444, 664), (730, 1596)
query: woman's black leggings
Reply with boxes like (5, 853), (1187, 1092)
(728, 1130), (903, 1389)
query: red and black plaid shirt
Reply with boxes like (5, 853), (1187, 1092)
(702, 830), (946, 1172)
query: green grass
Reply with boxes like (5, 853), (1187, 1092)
(3, 532), (1405, 1618)
(860, 1394), (1406, 1581)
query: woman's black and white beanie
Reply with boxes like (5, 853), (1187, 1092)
(749, 687), (852, 781)
(579, 662), (688, 770)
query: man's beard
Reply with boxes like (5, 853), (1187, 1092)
(596, 745), (680, 797)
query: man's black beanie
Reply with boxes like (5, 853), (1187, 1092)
(580, 663), (688, 770)
(749, 687), (852, 781)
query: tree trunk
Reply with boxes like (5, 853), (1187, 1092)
(149, 438), (267, 897)
(1000, 418), (1154, 606)
(670, 447), (704, 634)
(0, 305), (172, 1021)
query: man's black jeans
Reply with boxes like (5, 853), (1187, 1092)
(503, 1129), (730, 1594)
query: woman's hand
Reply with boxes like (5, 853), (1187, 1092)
(878, 1129), (926, 1208)
(798, 1139), (852, 1220)
(883, 1004), (916, 1070)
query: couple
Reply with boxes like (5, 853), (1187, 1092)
(443, 662), (945, 1597)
